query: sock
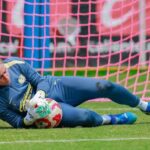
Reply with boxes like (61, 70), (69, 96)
(101, 115), (111, 125)
(137, 100), (148, 111)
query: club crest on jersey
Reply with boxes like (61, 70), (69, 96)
(18, 74), (26, 84)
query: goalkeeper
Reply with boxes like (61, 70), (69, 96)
(0, 57), (149, 128)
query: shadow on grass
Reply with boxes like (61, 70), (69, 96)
(0, 126), (14, 129)
(136, 122), (150, 125)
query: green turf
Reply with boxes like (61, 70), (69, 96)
(0, 102), (150, 150)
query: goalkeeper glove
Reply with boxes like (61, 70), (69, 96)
(24, 111), (36, 126)
(24, 91), (50, 126)
(25, 90), (46, 111)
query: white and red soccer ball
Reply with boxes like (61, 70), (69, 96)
(34, 98), (62, 128)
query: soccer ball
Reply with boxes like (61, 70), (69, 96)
(34, 98), (63, 128)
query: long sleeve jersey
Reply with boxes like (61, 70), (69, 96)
(0, 57), (51, 128)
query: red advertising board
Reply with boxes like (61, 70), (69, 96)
(0, 0), (150, 56)
(2, 0), (150, 36)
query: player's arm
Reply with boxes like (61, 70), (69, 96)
(0, 108), (29, 128)
(0, 98), (50, 128)
(4, 57), (49, 96)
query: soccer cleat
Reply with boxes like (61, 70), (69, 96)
(109, 112), (137, 125)
(140, 102), (150, 115)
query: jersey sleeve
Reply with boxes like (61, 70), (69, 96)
(0, 107), (25, 128)
(4, 57), (50, 94)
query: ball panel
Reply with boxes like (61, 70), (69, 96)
(35, 118), (51, 128)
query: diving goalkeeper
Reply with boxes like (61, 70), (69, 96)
(0, 57), (149, 128)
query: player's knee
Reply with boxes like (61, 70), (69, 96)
(80, 110), (102, 127)
(96, 80), (113, 92)
(78, 109), (94, 126)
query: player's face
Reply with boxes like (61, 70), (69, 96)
(0, 63), (10, 86)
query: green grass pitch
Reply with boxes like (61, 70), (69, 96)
(0, 102), (150, 150)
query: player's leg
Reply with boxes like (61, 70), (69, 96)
(58, 103), (103, 127)
(58, 103), (137, 127)
(50, 76), (138, 106)
(50, 76), (150, 113)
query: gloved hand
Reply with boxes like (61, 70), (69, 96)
(24, 91), (50, 126)
(24, 110), (36, 126)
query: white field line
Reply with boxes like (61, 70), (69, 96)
(87, 108), (138, 111)
(0, 137), (150, 144)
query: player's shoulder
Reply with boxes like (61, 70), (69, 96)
(3, 57), (25, 68)
(4, 57), (25, 63)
